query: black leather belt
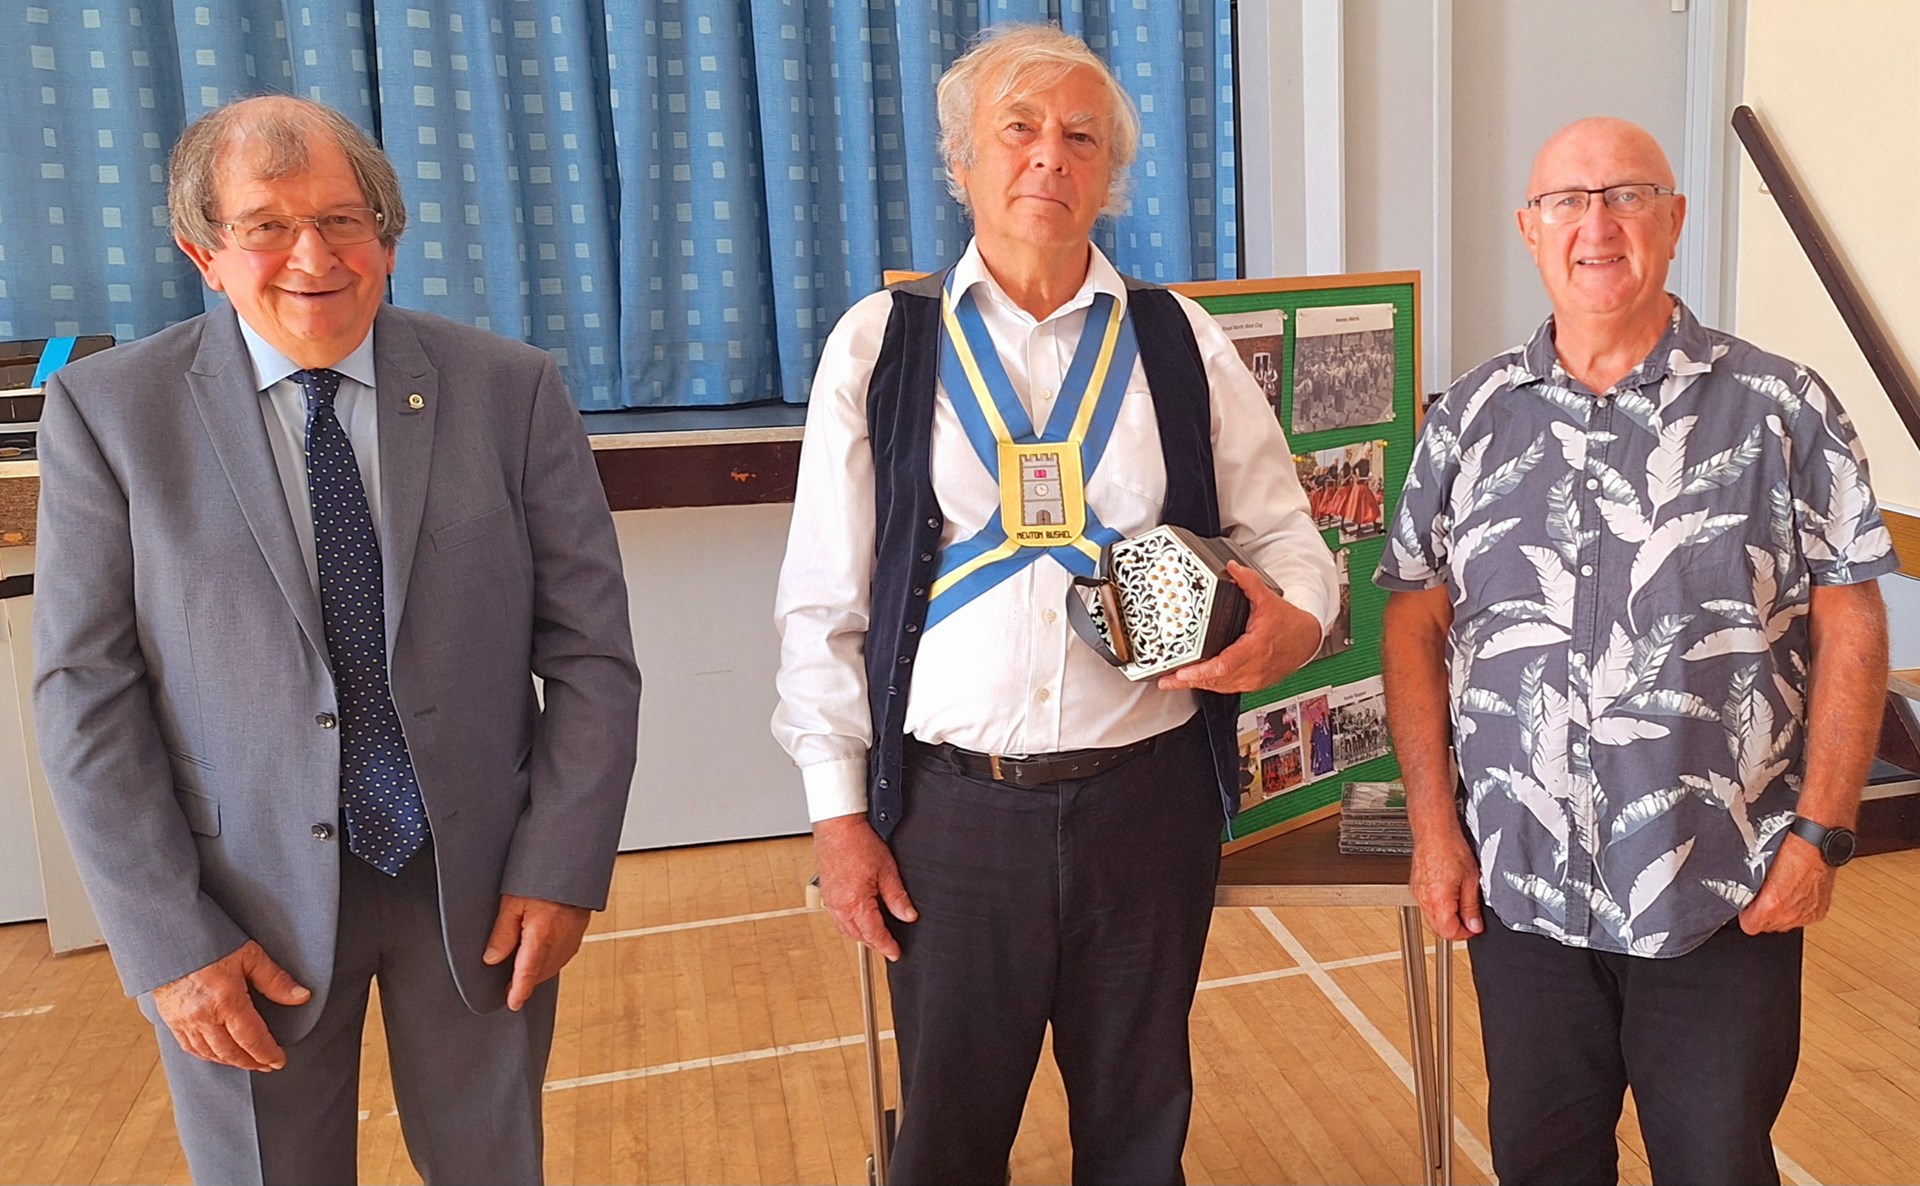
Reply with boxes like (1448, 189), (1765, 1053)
(906, 735), (1159, 788)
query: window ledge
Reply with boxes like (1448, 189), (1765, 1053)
(584, 403), (805, 449)
(584, 404), (806, 510)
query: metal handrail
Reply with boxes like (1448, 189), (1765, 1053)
(1731, 105), (1920, 450)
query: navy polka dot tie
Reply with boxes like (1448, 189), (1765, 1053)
(296, 368), (429, 876)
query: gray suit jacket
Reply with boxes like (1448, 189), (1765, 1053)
(32, 303), (641, 1042)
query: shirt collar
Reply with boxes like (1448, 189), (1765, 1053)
(948, 237), (1125, 324)
(1516, 295), (1715, 391)
(234, 313), (377, 394)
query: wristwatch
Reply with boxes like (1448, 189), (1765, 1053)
(1787, 816), (1857, 867)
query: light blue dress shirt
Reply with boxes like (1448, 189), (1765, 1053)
(234, 317), (385, 596)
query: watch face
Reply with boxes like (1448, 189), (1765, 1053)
(1826, 829), (1857, 866)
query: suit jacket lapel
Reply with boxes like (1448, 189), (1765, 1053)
(185, 306), (329, 662)
(372, 306), (438, 654)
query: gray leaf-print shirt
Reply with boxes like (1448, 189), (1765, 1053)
(1375, 299), (1898, 957)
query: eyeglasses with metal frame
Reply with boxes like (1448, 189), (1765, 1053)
(1525, 183), (1675, 225)
(215, 208), (386, 252)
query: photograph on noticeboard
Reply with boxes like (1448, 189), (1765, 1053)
(1290, 302), (1396, 434)
(1262, 746), (1306, 797)
(1297, 441), (1387, 543)
(1297, 690), (1335, 781)
(1214, 309), (1288, 415)
(1330, 675), (1391, 769)
(1259, 701), (1300, 754)
(1236, 722), (1263, 812)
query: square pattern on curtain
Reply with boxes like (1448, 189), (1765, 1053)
(0, 0), (1236, 409)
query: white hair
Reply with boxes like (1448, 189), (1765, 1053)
(936, 24), (1140, 217)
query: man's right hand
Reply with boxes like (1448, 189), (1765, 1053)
(813, 813), (918, 961)
(151, 940), (311, 1072)
(1410, 834), (1485, 941)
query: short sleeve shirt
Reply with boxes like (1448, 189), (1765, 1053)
(1375, 299), (1899, 957)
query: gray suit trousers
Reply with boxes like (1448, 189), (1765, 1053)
(152, 847), (558, 1185)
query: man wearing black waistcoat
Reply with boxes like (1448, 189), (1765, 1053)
(772, 24), (1338, 1186)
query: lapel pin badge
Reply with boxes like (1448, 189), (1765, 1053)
(407, 393), (425, 410)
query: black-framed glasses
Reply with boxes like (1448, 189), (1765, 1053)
(216, 208), (385, 252)
(1525, 184), (1674, 225)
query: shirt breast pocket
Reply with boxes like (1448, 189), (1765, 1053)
(1088, 395), (1169, 533)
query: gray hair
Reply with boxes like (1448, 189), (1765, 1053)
(169, 95), (407, 252)
(937, 24), (1140, 217)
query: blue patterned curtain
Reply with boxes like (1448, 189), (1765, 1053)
(0, 0), (1235, 409)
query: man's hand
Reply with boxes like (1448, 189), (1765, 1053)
(1158, 561), (1324, 694)
(152, 940), (312, 1072)
(1739, 836), (1837, 934)
(1411, 833), (1485, 941)
(483, 895), (593, 1011)
(813, 813), (917, 961)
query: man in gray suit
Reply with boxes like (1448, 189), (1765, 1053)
(33, 95), (640, 1184)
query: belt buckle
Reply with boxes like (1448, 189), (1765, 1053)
(989, 753), (1005, 781)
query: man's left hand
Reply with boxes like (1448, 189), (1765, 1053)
(1738, 836), (1837, 934)
(483, 894), (594, 1011)
(1158, 561), (1325, 694)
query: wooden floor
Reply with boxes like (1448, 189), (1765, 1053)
(1, 836), (1917, 1184)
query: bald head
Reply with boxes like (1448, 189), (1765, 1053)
(1515, 117), (1687, 362)
(1527, 117), (1675, 201)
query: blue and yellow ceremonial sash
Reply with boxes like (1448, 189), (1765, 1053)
(924, 276), (1139, 629)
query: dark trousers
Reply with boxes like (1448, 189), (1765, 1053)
(884, 717), (1223, 1186)
(152, 846), (559, 1185)
(1468, 908), (1803, 1186)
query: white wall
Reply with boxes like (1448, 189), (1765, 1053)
(3, 546), (105, 948)
(1730, 0), (1920, 665)
(1242, 0), (1717, 391)
(1733, 0), (1920, 514)
(1448, 1), (1693, 374)
(1238, 5), (1309, 281)
(0, 548), (47, 923)
(1342, 0), (1443, 386)
(613, 504), (810, 850)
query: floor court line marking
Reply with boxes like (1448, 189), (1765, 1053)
(580, 902), (1431, 947)
(582, 905), (815, 943)
(0, 1004), (54, 1019)
(1199, 949), (1402, 991)
(538, 941), (1414, 1092)
(1252, 906), (1497, 1180)
(544, 1030), (898, 1092)
(333, 890), (1820, 1180)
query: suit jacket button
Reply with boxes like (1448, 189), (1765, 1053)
(312, 822), (334, 841)
(316, 712), (338, 729)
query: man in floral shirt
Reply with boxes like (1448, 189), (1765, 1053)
(1378, 117), (1894, 1185)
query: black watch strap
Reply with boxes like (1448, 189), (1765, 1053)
(1788, 816), (1857, 867)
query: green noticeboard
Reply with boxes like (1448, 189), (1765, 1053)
(1173, 271), (1424, 850)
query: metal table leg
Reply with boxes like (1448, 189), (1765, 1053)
(1436, 935), (1454, 1186)
(857, 943), (890, 1186)
(1398, 906), (1439, 1186)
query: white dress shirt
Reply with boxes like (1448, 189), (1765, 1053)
(235, 316), (384, 594)
(772, 241), (1338, 821)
